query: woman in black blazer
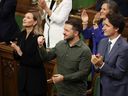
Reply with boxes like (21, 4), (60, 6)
(11, 11), (47, 96)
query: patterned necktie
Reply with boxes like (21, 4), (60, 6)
(105, 41), (112, 59)
(107, 41), (112, 54)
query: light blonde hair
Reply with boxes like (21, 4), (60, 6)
(22, 9), (44, 35)
(32, 10), (43, 35)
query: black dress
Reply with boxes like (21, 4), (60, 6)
(15, 30), (47, 96)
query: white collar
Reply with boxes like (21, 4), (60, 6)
(108, 34), (121, 51)
(109, 34), (121, 45)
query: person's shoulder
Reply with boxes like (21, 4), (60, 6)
(56, 40), (65, 46)
(81, 41), (91, 52)
(100, 37), (108, 43)
(97, 38), (108, 48)
(118, 36), (128, 47)
(116, 37), (128, 54)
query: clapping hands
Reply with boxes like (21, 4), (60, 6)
(81, 9), (89, 23)
(38, 0), (47, 10)
(91, 54), (103, 67)
(37, 36), (45, 48)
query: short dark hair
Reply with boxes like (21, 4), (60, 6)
(106, 13), (125, 34)
(65, 17), (82, 34)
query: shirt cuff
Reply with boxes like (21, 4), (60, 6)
(99, 62), (105, 69)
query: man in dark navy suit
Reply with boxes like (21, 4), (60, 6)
(0, 0), (20, 43)
(91, 13), (128, 96)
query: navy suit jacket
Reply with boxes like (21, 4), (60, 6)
(98, 36), (128, 96)
(0, 0), (20, 42)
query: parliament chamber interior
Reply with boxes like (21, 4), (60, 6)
(0, 0), (128, 96)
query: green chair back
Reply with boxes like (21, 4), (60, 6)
(15, 15), (23, 30)
(72, 0), (96, 10)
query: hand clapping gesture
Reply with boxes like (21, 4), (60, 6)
(52, 74), (64, 84)
(37, 36), (45, 48)
(93, 12), (101, 25)
(81, 9), (89, 24)
(38, 0), (47, 9)
(10, 41), (22, 56)
(91, 54), (103, 67)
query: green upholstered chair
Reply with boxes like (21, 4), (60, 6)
(93, 73), (100, 96)
(86, 73), (100, 96)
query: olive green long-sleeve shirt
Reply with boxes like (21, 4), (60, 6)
(39, 40), (91, 96)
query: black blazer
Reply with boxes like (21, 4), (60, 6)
(0, 0), (20, 42)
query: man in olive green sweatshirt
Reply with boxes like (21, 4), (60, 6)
(38, 17), (92, 96)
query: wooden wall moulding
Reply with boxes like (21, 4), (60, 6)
(16, 0), (33, 13)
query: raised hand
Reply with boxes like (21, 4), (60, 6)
(52, 74), (64, 84)
(10, 41), (22, 56)
(38, 0), (47, 9)
(37, 36), (45, 48)
(93, 12), (101, 25)
(10, 41), (19, 50)
(38, 0), (52, 16)
(81, 9), (89, 23)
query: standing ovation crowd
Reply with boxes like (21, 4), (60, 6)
(0, 0), (128, 96)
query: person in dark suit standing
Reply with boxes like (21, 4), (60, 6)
(0, 0), (20, 43)
(91, 13), (128, 96)
(10, 11), (47, 96)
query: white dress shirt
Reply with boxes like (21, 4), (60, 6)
(100, 34), (121, 69)
(108, 34), (121, 52)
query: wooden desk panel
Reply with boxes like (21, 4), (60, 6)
(0, 43), (55, 96)
(0, 44), (19, 96)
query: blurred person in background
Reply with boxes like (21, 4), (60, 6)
(81, 0), (120, 54)
(0, 0), (20, 43)
(38, 0), (72, 48)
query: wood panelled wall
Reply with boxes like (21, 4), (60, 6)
(16, 0), (32, 13)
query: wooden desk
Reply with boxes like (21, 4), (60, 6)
(0, 43), (55, 96)
(16, 0), (32, 13)
(0, 43), (19, 96)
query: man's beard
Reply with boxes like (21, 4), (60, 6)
(65, 35), (74, 42)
